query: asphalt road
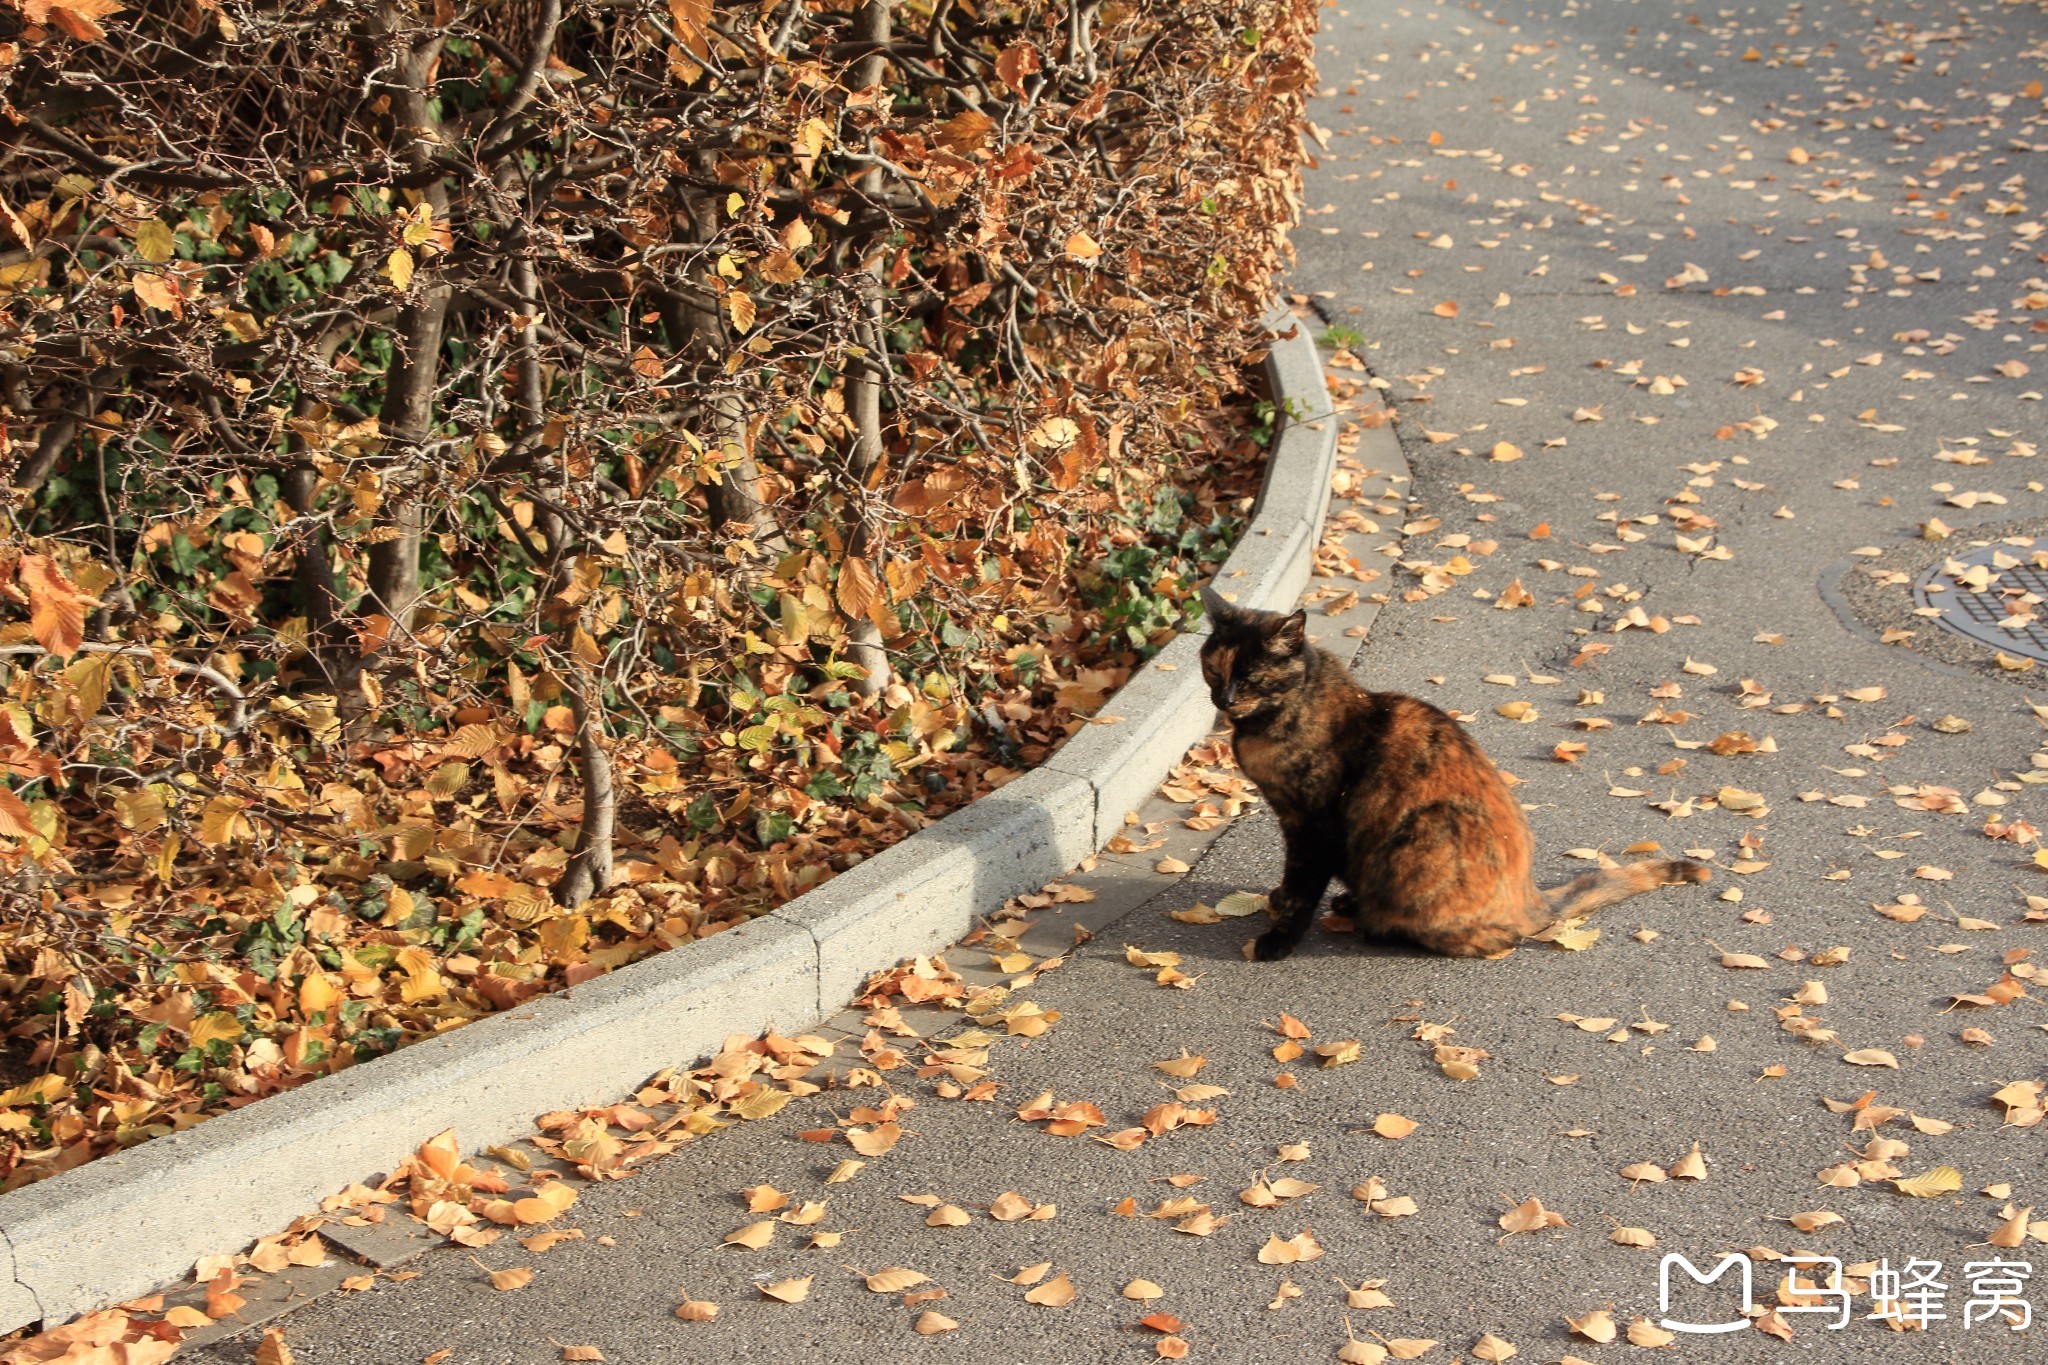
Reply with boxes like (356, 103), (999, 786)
(193, 1), (2048, 1361)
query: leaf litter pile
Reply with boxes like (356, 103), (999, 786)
(0, 0), (1310, 1189)
(19, 0), (2048, 1360)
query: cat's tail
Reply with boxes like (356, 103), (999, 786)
(1540, 859), (1710, 920)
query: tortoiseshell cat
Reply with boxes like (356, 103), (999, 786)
(1198, 588), (1709, 960)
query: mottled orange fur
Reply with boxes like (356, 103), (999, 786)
(1199, 589), (1708, 959)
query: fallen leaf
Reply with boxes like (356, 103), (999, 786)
(1023, 1271), (1077, 1306)
(1894, 1166), (1963, 1198)
(1567, 1309), (1616, 1343)
(864, 1267), (930, 1293)
(724, 1220), (775, 1250)
(1372, 1113), (1418, 1139)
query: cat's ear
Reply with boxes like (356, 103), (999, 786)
(1198, 585), (1238, 625)
(1270, 609), (1308, 654)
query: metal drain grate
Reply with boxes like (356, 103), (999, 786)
(1914, 536), (2048, 661)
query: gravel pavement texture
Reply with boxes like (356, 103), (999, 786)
(187, 1), (2048, 1361)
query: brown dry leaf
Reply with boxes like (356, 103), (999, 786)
(486, 1266), (533, 1291)
(1669, 1142), (1708, 1181)
(724, 1219), (774, 1250)
(1316, 1039), (1362, 1068)
(926, 1204), (971, 1227)
(560, 1349), (603, 1362)
(1990, 1206), (2034, 1249)
(1124, 1279), (1166, 1301)
(742, 1184), (788, 1213)
(1499, 1196), (1568, 1235)
(1004, 1262), (1053, 1285)
(1628, 1318), (1677, 1348)
(1384, 1340), (1439, 1360)
(759, 1276), (812, 1303)
(1620, 1162), (1669, 1185)
(863, 1267), (930, 1293)
(846, 1122), (902, 1156)
(1372, 1113), (1418, 1139)
(914, 1311), (959, 1335)
(1788, 1211), (1842, 1232)
(1567, 1309), (1617, 1343)
(988, 1192), (1037, 1222)
(1843, 1049), (1899, 1069)
(255, 1329), (296, 1365)
(1610, 1226), (1657, 1247)
(674, 1294), (719, 1321)
(1472, 1333), (1518, 1361)
(1255, 1229), (1326, 1265)
(1023, 1271), (1077, 1306)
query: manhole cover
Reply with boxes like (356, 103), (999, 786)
(1914, 536), (2048, 661)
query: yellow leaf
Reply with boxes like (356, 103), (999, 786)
(387, 247), (415, 292)
(133, 218), (175, 264)
(727, 290), (756, 331)
(1893, 1166), (1963, 1198)
(727, 1089), (792, 1121)
(401, 203), (435, 247)
(188, 1011), (243, 1050)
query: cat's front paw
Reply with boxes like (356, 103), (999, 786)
(1249, 927), (1300, 962)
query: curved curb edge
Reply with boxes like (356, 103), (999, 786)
(0, 303), (1344, 1334)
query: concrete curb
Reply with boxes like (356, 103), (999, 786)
(0, 304), (1341, 1334)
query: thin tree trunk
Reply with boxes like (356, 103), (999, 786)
(556, 674), (616, 907)
(364, 14), (450, 642)
(659, 291), (782, 546)
(843, 0), (895, 699)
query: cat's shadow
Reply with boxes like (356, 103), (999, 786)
(1161, 878), (1437, 964)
